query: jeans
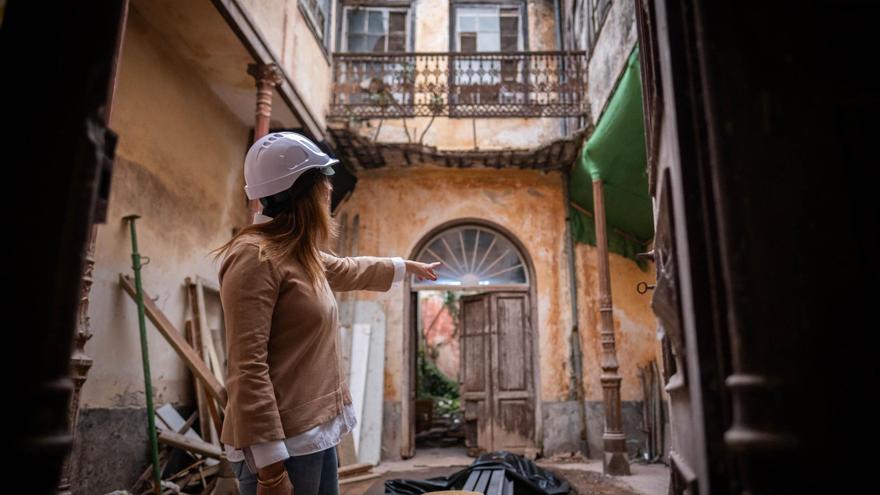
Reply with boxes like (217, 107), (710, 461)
(231, 446), (339, 495)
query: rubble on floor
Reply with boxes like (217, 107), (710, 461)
(384, 451), (569, 495)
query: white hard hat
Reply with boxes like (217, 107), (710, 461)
(244, 131), (338, 200)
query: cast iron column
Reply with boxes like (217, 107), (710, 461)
(593, 178), (631, 475)
(246, 63), (284, 218)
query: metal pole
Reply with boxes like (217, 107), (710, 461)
(592, 179), (631, 475)
(124, 214), (162, 494)
(562, 168), (589, 457)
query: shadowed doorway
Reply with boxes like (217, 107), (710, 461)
(402, 219), (541, 459)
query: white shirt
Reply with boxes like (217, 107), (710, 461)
(223, 212), (406, 469)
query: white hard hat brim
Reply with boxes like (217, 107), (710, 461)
(245, 159), (338, 199)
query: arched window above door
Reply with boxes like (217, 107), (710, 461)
(413, 225), (529, 289)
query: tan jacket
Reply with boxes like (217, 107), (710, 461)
(218, 234), (396, 449)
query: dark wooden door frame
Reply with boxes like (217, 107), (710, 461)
(400, 217), (542, 459)
(639, 1), (879, 492)
(2, 1), (128, 492)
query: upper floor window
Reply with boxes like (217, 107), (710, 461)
(454, 4), (523, 53)
(341, 5), (410, 52)
(299, 0), (332, 54)
(450, 2), (527, 109)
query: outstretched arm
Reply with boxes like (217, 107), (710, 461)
(320, 251), (441, 291)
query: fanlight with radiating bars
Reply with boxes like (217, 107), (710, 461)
(413, 226), (528, 287)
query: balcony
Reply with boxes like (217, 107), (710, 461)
(330, 51), (588, 119)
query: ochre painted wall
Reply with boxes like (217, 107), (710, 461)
(82, 8), (249, 409)
(331, 163), (660, 458)
(240, 0), (333, 130)
(332, 166), (573, 403)
(575, 243), (661, 401)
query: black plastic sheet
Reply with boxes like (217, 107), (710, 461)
(384, 451), (570, 495)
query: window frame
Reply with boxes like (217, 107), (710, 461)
(338, 2), (413, 53)
(298, 0), (334, 61)
(338, 5), (412, 53)
(410, 224), (530, 291)
(448, 0), (529, 116)
(449, 0), (529, 53)
(337, 3), (416, 118)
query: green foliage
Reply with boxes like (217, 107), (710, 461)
(442, 290), (460, 337)
(416, 343), (459, 401)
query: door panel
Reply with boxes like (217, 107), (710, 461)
(460, 294), (492, 453)
(459, 291), (535, 454)
(495, 295), (528, 392)
(490, 293), (534, 451)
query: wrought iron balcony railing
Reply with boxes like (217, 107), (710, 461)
(330, 51), (588, 119)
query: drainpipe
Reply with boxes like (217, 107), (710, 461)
(553, 0), (569, 137)
(562, 166), (589, 458)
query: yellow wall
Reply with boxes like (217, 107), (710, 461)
(240, 0), (333, 130)
(575, 244), (661, 401)
(331, 165), (657, 405)
(81, 7), (250, 408)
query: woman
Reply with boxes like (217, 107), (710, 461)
(212, 132), (440, 495)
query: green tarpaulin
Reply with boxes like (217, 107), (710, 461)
(569, 45), (654, 271)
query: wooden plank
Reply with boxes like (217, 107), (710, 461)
(185, 320), (213, 446)
(338, 462), (373, 477)
(186, 277), (224, 390)
(119, 273), (227, 407)
(359, 312), (385, 465)
(156, 404), (202, 443)
(338, 472), (380, 485)
(156, 404), (219, 467)
(196, 278), (224, 387)
(205, 391), (223, 443)
(196, 275), (220, 294)
(158, 430), (223, 459)
(337, 432), (358, 467)
(349, 323), (370, 456)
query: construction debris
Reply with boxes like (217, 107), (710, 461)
(120, 271), (232, 494)
(119, 274), (227, 406)
(384, 451), (570, 495)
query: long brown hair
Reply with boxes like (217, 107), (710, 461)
(211, 168), (340, 293)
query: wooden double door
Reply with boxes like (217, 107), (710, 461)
(459, 291), (536, 454)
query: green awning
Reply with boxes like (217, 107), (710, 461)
(569, 45), (654, 271)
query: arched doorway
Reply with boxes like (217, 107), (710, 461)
(401, 219), (541, 458)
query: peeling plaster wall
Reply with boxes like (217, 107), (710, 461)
(82, 7), (249, 409)
(332, 166), (572, 459)
(332, 165), (660, 460)
(239, 0), (333, 130)
(586, 0), (638, 123)
(575, 244), (659, 402)
(574, 242), (663, 458)
(334, 166), (572, 400)
(72, 9), (249, 492)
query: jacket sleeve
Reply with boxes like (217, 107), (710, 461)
(320, 251), (401, 292)
(219, 242), (286, 448)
